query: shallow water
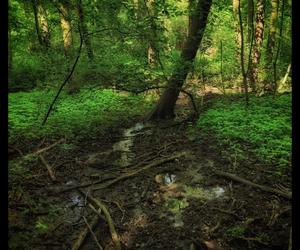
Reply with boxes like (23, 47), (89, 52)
(157, 173), (226, 227)
(113, 122), (149, 167)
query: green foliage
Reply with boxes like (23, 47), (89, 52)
(9, 88), (153, 143)
(225, 225), (246, 238)
(197, 94), (291, 171)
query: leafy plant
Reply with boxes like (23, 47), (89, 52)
(197, 94), (291, 172)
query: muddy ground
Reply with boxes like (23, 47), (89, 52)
(8, 100), (291, 250)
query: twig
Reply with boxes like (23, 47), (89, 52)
(8, 145), (23, 156)
(210, 207), (240, 219)
(34, 138), (65, 155)
(71, 208), (102, 250)
(92, 151), (188, 191)
(53, 151), (188, 194)
(79, 190), (121, 250)
(212, 169), (291, 199)
(39, 155), (56, 182)
(82, 216), (103, 250)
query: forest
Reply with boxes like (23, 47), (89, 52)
(8, 0), (291, 249)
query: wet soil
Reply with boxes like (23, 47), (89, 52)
(8, 101), (291, 250)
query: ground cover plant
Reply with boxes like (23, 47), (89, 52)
(9, 88), (153, 143)
(197, 93), (291, 174)
(9, 0), (291, 249)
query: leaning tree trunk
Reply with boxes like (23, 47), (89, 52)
(59, 1), (73, 57)
(77, 0), (94, 61)
(148, 0), (212, 120)
(248, 0), (265, 91)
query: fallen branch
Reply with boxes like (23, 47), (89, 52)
(39, 155), (56, 182)
(212, 169), (291, 199)
(79, 190), (121, 250)
(71, 208), (102, 250)
(52, 151), (187, 194)
(34, 138), (65, 155)
(92, 151), (188, 191)
(82, 216), (103, 250)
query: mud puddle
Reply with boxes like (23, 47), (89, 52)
(156, 173), (226, 228)
(113, 122), (152, 167)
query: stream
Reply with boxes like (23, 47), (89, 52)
(59, 122), (227, 229)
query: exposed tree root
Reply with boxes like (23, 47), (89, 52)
(39, 155), (56, 182)
(71, 208), (102, 250)
(212, 169), (291, 199)
(79, 190), (121, 250)
(82, 216), (103, 250)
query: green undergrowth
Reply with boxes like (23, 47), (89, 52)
(197, 93), (291, 172)
(9, 87), (153, 144)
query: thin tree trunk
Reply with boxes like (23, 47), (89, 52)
(59, 1), (73, 57)
(233, 0), (242, 90)
(277, 63), (291, 92)
(8, 28), (12, 72)
(77, 0), (94, 61)
(37, 0), (51, 48)
(31, 0), (51, 48)
(247, 0), (254, 43)
(265, 0), (279, 87)
(32, 0), (43, 46)
(248, 0), (265, 92)
(148, 0), (212, 119)
(273, 0), (285, 95)
(238, 0), (249, 104)
(145, 0), (158, 66)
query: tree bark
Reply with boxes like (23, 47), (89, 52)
(145, 0), (158, 66)
(8, 23), (12, 73)
(233, 0), (242, 90)
(248, 0), (265, 91)
(77, 0), (94, 61)
(37, 0), (51, 47)
(148, 0), (212, 120)
(247, 0), (254, 43)
(238, 0), (249, 104)
(31, 0), (51, 48)
(265, 0), (279, 86)
(59, 1), (73, 57)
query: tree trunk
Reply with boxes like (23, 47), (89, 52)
(59, 1), (73, 57)
(77, 0), (94, 61)
(8, 25), (12, 73)
(248, 0), (265, 91)
(145, 0), (158, 66)
(32, 0), (43, 46)
(31, 0), (51, 48)
(37, 0), (50, 48)
(233, 0), (242, 89)
(247, 0), (254, 43)
(148, 0), (212, 120)
(238, 0), (249, 104)
(265, 0), (279, 86)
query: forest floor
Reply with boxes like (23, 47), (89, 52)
(9, 94), (291, 250)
